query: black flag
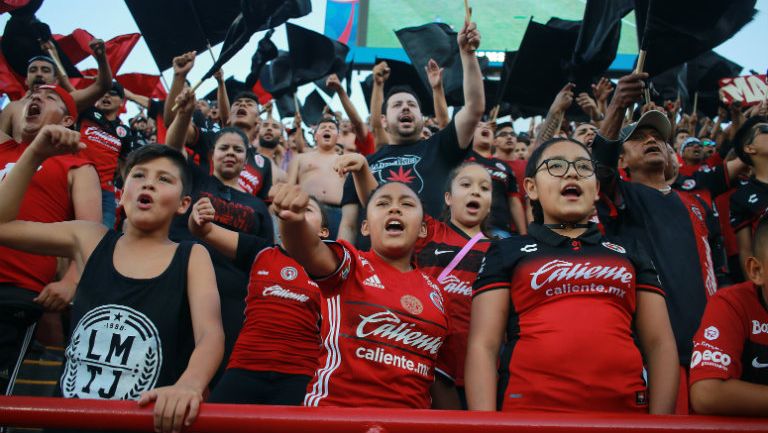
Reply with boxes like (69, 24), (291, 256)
(636, 0), (756, 76)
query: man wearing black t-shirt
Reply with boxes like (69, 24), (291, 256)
(466, 121), (526, 237)
(338, 21), (485, 242)
(592, 73), (722, 412)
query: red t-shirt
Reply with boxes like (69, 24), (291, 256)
(474, 223), (664, 413)
(505, 159), (527, 200)
(78, 109), (134, 191)
(414, 217), (489, 386)
(227, 246), (321, 376)
(690, 282), (768, 386)
(303, 240), (449, 409)
(0, 140), (91, 292)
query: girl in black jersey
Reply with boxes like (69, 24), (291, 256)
(0, 138), (223, 433)
(465, 138), (679, 414)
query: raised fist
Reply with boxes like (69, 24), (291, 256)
(29, 125), (84, 160)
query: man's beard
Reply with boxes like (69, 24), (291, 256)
(259, 136), (280, 149)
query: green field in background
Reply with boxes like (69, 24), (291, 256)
(365, 0), (638, 54)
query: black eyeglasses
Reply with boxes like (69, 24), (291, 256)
(752, 124), (768, 142)
(535, 158), (596, 178)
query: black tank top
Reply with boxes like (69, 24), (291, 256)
(60, 230), (195, 400)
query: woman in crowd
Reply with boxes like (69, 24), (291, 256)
(465, 137), (679, 413)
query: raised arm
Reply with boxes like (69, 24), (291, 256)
(164, 52), (196, 127)
(370, 62), (390, 150)
(453, 22), (485, 150)
(0, 126), (101, 259)
(214, 69), (230, 126)
(164, 89), (195, 156)
(333, 153), (377, 205)
(124, 88), (150, 109)
(533, 83), (574, 149)
(71, 39), (112, 113)
(39, 40), (75, 92)
(272, 184), (339, 276)
(599, 72), (648, 140)
(327, 74), (369, 142)
(425, 59), (449, 129)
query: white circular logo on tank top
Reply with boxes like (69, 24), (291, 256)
(61, 304), (163, 400)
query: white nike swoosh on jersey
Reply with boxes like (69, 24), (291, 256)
(434, 250), (453, 255)
(752, 357), (768, 369)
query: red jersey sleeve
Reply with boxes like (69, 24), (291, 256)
(355, 131), (375, 156)
(689, 291), (745, 384)
(313, 239), (356, 297)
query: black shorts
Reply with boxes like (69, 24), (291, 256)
(208, 368), (311, 405)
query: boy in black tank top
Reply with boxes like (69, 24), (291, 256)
(0, 131), (224, 433)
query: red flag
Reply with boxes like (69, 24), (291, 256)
(117, 73), (167, 99)
(105, 33), (140, 74)
(53, 28), (94, 65)
(0, 46), (26, 100)
(252, 80), (272, 105)
(0, 0), (31, 14)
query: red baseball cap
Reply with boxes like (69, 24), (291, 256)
(36, 84), (78, 123)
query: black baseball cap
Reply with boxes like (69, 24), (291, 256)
(109, 80), (125, 99)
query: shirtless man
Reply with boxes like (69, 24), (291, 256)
(287, 117), (344, 237)
(0, 38), (112, 143)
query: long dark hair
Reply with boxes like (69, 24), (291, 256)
(525, 137), (593, 224)
(440, 162), (493, 238)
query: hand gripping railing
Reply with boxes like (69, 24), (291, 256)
(1, 396), (767, 433)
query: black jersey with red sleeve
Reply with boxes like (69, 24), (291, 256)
(473, 223), (663, 413)
(672, 162), (731, 208)
(466, 151), (520, 232)
(414, 216), (490, 386)
(592, 134), (719, 365)
(690, 282), (768, 386)
(730, 177), (768, 234)
(78, 108), (136, 191)
(303, 239), (449, 409)
(227, 236), (321, 377)
(238, 148), (272, 201)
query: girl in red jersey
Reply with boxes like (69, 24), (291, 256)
(465, 137), (679, 414)
(186, 195), (328, 405)
(272, 180), (453, 409)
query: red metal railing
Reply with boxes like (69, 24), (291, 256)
(1, 396), (767, 432)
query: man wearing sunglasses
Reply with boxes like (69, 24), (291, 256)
(730, 116), (768, 277)
(77, 80), (138, 227)
(591, 73), (727, 413)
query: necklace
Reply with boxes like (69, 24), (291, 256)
(543, 223), (591, 230)
(658, 185), (672, 193)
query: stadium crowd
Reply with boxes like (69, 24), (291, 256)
(0, 6), (767, 433)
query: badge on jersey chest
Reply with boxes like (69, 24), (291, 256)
(371, 155), (424, 193)
(61, 304), (162, 400)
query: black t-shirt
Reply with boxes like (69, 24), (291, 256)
(592, 134), (718, 365)
(169, 160), (273, 378)
(730, 177), (768, 234)
(341, 120), (468, 217)
(466, 150), (519, 232)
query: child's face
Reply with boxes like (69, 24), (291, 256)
(445, 164), (491, 230)
(306, 199), (329, 239)
(121, 158), (190, 229)
(362, 183), (426, 260)
(525, 140), (598, 225)
(212, 133), (246, 181)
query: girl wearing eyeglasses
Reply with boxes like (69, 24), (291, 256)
(465, 137), (679, 414)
